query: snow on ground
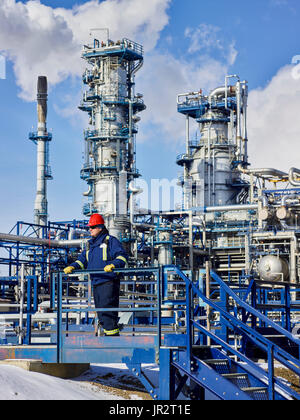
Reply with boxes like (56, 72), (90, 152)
(0, 363), (159, 400)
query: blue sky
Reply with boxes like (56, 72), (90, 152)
(0, 0), (300, 232)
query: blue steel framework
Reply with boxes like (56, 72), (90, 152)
(0, 220), (88, 279)
(1, 265), (300, 400)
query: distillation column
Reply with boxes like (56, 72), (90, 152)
(29, 76), (53, 231)
(177, 77), (249, 210)
(79, 37), (146, 239)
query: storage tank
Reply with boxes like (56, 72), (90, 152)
(257, 255), (289, 282)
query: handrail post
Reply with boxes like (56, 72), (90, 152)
(185, 275), (193, 370)
(157, 267), (162, 348)
(205, 262), (211, 346)
(57, 272), (63, 363)
(18, 264), (25, 345)
(285, 284), (291, 331)
(268, 343), (275, 400)
(50, 272), (55, 310)
(251, 281), (257, 329)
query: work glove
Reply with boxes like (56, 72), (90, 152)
(104, 264), (115, 273)
(64, 266), (75, 275)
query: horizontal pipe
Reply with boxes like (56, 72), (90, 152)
(209, 85), (236, 102)
(0, 232), (88, 248)
(204, 204), (258, 212)
(281, 194), (300, 206)
(238, 164), (288, 179)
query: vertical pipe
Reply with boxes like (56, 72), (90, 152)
(18, 264), (25, 345)
(157, 267), (162, 348)
(236, 81), (242, 161)
(205, 261), (211, 346)
(57, 272), (63, 363)
(129, 100), (133, 172)
(207, 122), (212, 206)
(185, 114), (190, 156)
(25, 277), (32, 345)
(189, 211), (194, 275)
(212, 149), (216, 206)
(242, 82), (248, 164)
(290, 236), (297, 283)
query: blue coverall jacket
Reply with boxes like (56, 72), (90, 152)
(70, 230), (128, 285)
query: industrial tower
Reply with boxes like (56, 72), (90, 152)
(79, 36), (146, 239)
(177, 76), (249, 210)
(29, 76), (52, 232)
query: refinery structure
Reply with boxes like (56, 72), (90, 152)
(1, 34), (300, 401)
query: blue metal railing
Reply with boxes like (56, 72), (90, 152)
(2, 265), (300, 399)
(0, 275), (38, 345)
(52, 267), (163, 363)
(162, 265), (300, 400)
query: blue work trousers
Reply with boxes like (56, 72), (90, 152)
(93, 279), (120, 332)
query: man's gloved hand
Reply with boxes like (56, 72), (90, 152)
(104, 264), (115, 273)
(64, 266), (75, 275)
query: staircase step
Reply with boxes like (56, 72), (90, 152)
(263, 335), (285, 338)
(241, 387), (268, 393)
(192, 345), (222, 349)
(205, 359), (229, 364)
(222, 373), (248, 379)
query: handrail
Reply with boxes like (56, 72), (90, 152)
(209, 270), (300, 346)
(191, 318), (300, 400)
(190, 274), (300, 373)
(53, 267), (163, 362)
(163, 265), (300, 399)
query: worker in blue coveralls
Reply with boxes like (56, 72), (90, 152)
(63, 213), (128, 336)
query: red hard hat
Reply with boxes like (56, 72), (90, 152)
(88, 213), (105, 227)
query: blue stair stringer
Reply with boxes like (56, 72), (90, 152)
(160, 265), (300, 400)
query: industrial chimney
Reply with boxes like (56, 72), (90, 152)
(29, 76), (53, 234)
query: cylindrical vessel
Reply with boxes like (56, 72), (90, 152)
(257, 255), (290, 282)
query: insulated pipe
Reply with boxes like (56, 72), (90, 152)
(237, 164), (288, 179)
(225, 75), (239, 108)
(0, 232), (88, 248)
(129, 184), (150, 228)
(236, 81), (242, 159)
(185, 115), (189, 155)
(177, 91), (201, 105)
(83, 184), (93, 197)
(204, 204), (258, 213)
(208, 86), (236, 102)
(258, 194), (268, 208)
(280, 220), (299, 231)
(281, 194), (300, 206)
(242, 82), (249, 163)
(289, 167), (300, 186)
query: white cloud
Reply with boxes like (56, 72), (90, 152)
(0, 1), (237, 147)
(0, 0), (171, 100)
(185, 24), (224, 54)
(184, 23), (238, 66)
(137, 25), (238, 147)
(247, 63), (300, 172)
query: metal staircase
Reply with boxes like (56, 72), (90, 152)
(160, 266), (300, 400)
(1, 265), (300, 400)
